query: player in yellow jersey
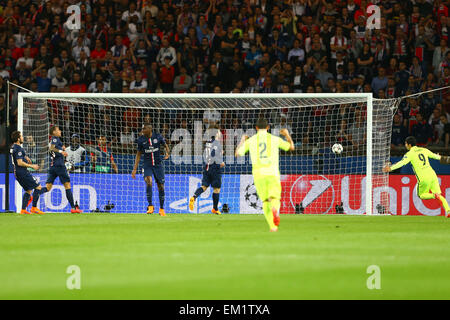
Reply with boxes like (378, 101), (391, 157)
(383, 136), (450, 217)
(235, 118), (295, 231)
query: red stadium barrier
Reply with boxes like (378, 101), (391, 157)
(280, 174), (449, 216)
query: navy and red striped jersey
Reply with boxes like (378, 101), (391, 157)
(137, 132), (166, 167)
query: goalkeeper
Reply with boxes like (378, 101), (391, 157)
(66, 134), (89, 173)
(235, 118), (295, 232)
(383, 136), (450, 217)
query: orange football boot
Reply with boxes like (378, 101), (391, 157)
(30, 207), (45, 214)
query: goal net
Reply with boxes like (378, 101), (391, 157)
(17, 93), (398, 215)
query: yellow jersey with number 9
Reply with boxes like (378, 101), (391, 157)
(390, 146), (441, 181)
(237, 130), (291, 179)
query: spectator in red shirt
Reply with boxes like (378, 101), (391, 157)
(123, 106), (142, 131)
(90, 39), (107, 64)
(8, 37), (23, 61)
(22, 35), (39, 58)
(159, 56), (175, 92)
(70, 72), (87, 93)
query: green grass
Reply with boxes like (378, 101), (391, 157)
(0, 213), (449, 299)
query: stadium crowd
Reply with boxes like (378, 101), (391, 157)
(1, 0), (450, 155)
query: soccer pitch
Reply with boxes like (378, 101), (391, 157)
(0, 213), (449, 300)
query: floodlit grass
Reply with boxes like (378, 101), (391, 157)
(0, 213), (449, 299)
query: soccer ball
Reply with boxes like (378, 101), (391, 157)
(65, 161), (73, 171)
(332, 143), (343, 155)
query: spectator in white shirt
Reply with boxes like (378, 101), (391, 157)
(120, 126), (136, 150)
(72, 37), (91, 63)
(51, 67), (68, 91)
(330, 26), (348, 60)
(156, 37), (177, 66)
(110, 35), (127, 62)
(16, 48), (34, 70)
(47, 57), (62, 80)
(14, 25), (27, 47)
(287, 39), (305, 64)
(88, 73), (110, 92)
(122, 2), (142, 23)
(142, 0), (159, 18)
(129, 70), (148, 93)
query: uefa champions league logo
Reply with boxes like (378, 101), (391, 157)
(243, 182), (262, 211)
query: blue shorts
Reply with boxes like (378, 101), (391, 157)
(144, 165), (165, 184)
(16, 171), (39, 191)
(201, 168), (222, 189)
(46, 166), (71, 185)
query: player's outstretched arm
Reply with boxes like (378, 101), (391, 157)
(383, 155), (411, 173)
(382, 162), (392, 173)
(280, 128), (295, 151)
(131, 151), (142, 179)
(235, 135), (248, 157)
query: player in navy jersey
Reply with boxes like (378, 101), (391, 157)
(189, 125), (225, 214)
(40, 126), (82, 213)
(10, 131), (45, 214)
(132, 124), (170, 215)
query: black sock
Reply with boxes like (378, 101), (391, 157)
(193, 187), (204, 199)
(65, 189), (75, 208)
(22, 193), (31, 210)
(213, 193), (220, 211)
(32, 189), (41, 207)
(159, 189), (165, 209)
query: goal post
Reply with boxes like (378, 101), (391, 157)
(16, 92), (397, 215)
(366, 93), (373, 216)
